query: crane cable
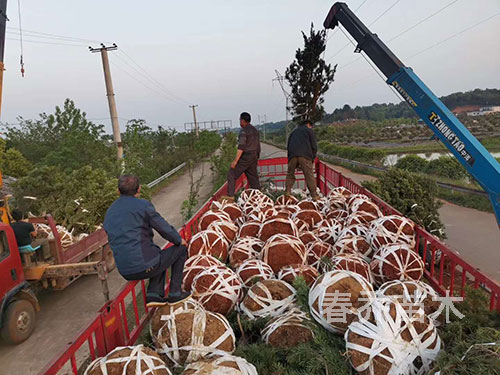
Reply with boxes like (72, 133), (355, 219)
(17, 0), (25, 77)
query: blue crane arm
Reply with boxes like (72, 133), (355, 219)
(324, 2), (500, 227)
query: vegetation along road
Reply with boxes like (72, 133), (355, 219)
(260, 143), (500, 282)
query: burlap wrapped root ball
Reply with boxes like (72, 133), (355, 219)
(297, 199), (319, 211)
(306, 240), (334, 272)
(187, 230), (229, 261)
(192, 265), (242, 315)
(236, 259), (274, 288)
(208, 220), (239, 244)
(325, 208), (349, 222)
(84, 345), (172, 375)
(154, 309), (235, 367)
(309, 270), (375, 333)
(377, 280), (440, 321)
(198, 210), (231, 231)
(151, 298), (205, 340)
(277, 264), (319, 286)
(183, 254), (224, 292)
(328, 186), (352, 200)
(262, 234), (307, 273)
(228, 237), (264, 268)
(333, 235), (374, 261)
(293, 209), (323, 231)
(329, 253), (373, 284)
(345, 298), (441, 375)
(299, 231), (321, 246)
(182, 354), (258, 375)
(368, 215), (416, 251)
(237, 189), (266, 206)
(258, 217), (299, 242)
(240, 279), (296, 319)
(339, 224), (370, 240)
(275, 194), (299, 206)
(370, 243), (425, 286)
(238, 220), (261, 239)
(275, 204), (300, 217)
(262, 308), (314, 348)
(348, 196), (382, 224)
(314, 218), (343, 245)
(210, 201), (243, 223)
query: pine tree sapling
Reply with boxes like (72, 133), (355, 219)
(285, 23), (337, 122)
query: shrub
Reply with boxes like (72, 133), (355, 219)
(0, 139), (32, 178)
(426, 156), (468, 180)
(395, 154), (429, 173)
(318, 140), (385, 162)
(362, 168), (446, 238)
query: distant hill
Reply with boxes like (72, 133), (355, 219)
(259, 88), (500, 132)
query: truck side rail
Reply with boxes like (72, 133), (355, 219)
(39, 158), (500, 375)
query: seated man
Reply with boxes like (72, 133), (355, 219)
(285, 119), (319, 199)
(104, 175), (189, 307)
(10, 209), (38, 251)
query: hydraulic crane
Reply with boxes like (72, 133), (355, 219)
(324, 2), (500, 227)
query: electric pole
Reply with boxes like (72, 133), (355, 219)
(89, 43), (123, 159)
(189, 105), (199, 137)
(272, 69), (291, 142)
(0, 0), (8, 118)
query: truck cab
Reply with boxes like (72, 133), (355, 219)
(0, 222), (40, 344)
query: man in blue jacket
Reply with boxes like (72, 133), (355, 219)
(104, 175), (189, 307)
(285, 119), (319, 199)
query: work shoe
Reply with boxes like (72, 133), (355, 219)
(219, 195), (235, 203)
(166, 291), (192, 304)
(146, 294), (169, 307)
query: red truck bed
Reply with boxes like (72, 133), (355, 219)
(39, 157), (500, 375)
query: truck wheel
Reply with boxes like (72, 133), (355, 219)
(103, 246), (116, 272)
(1, 299), (36, 344)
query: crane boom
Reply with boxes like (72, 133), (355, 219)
(324, 2), (500, 227)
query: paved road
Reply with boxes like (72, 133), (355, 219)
(261, 143), (500, 282)
(0, 161), (215, 375)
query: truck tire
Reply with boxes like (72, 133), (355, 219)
(1, 299), (36, 344)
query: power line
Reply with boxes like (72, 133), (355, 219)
(117, 49), (190, 105)
(326, 0), (402, 62)
(5, 37), (85, 47)
(6, 26), (103, 44)
(335, 0), (461, 71)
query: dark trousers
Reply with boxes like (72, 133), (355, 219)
(122, 245), (187, 297)
(227, 152), (260, 196)
(285, 157), (318, 198)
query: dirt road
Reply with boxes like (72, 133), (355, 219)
(0, 161), (214, 375)
(261, 143), (500, 282)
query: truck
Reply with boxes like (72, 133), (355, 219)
(0, 214), (112, 344)
(39, 156), (500, 375)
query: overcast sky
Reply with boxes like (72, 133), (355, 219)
(2, 0), (499, 133)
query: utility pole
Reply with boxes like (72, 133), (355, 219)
(0, 0), (8, 118)
(189, 105), (199, 137)
(272, 69), (291, 142)
(89, 43), (123, 159)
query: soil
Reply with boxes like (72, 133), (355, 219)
(263, 235), (306, 273)
(242, 280), (294, 313)
(87, 347), (169, 375)
(278, 264), (319, 286)
(183, 255), (222, 291)
(238, 221), (261, 238)
(259, 218), (298, 241)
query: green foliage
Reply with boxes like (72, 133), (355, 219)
(210, 132), (237, 192)
(395, 154), (429, 173)
(437, 187), (493, 213)
(433, 288), (500, 374)
(362, 168), (446, 238)
(426, 156), (468, 180)
(0, 139), (32, 178)
(13, 165), (118, 233)
(5, 99), (118, 173)
(180, 160), (205, 221)
(318, 140), (385, 162)
(285, 23), (337, 122)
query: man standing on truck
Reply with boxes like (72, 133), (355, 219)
(104, 175), (190, 307)
(223, 112), (261, 201)
(285, 119), (319, 200)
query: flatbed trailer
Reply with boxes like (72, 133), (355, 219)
(38, 157), (500, 375)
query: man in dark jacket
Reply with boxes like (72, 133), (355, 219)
(104, 175), (189, 307)
(224, 112), (261, 200)
(285, 119), (319, 199)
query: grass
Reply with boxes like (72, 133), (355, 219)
(379, 136), (500, 154)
